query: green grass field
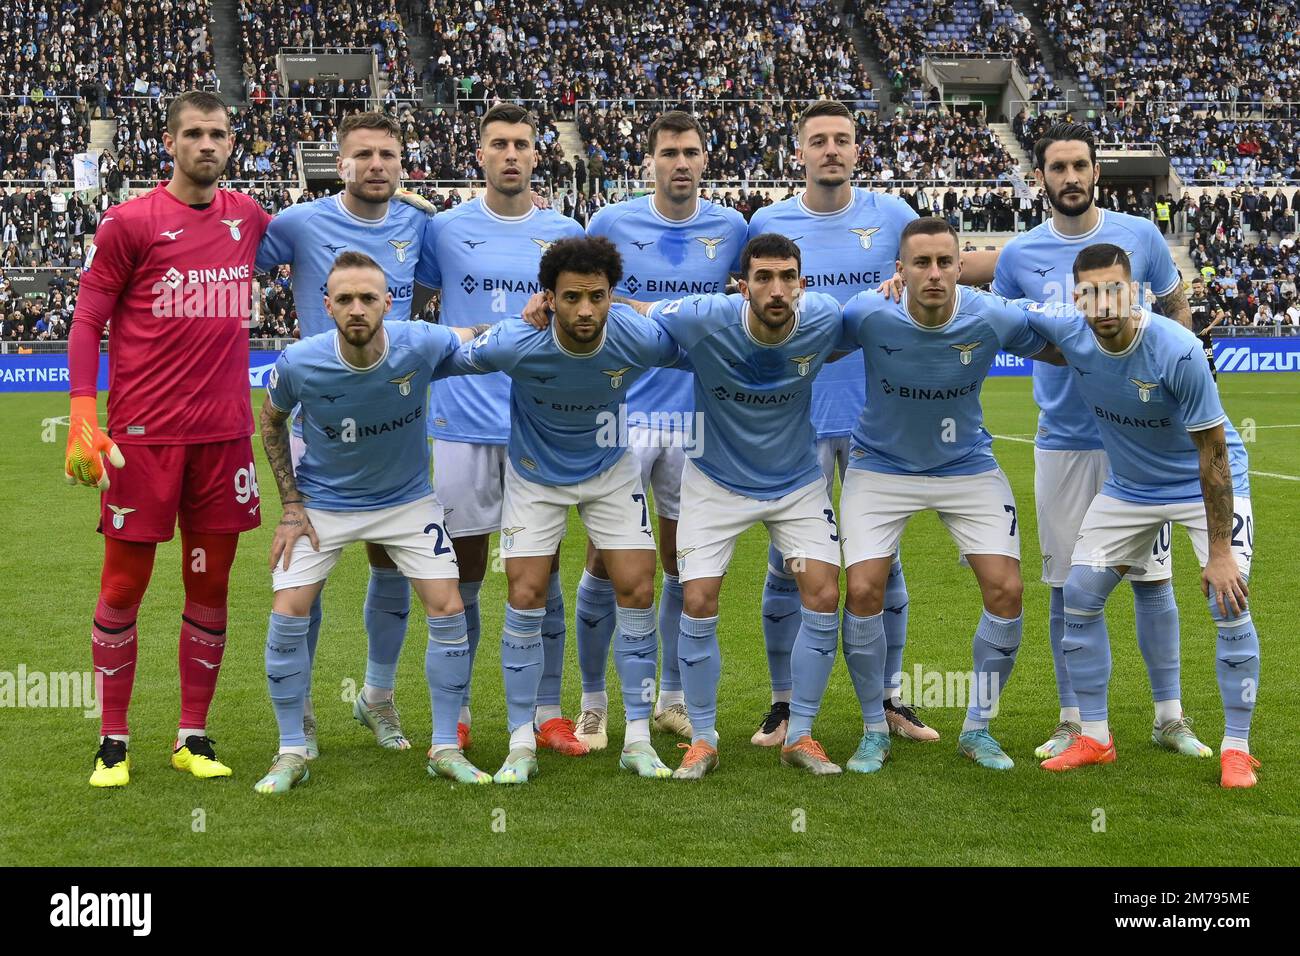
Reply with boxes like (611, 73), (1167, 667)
(1, 375), (1297, 866)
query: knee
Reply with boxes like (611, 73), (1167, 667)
(619, 579), (655, 609)
(1063, 565), (1115, 616)
(273, 586), (316, 619)
(803, 580), (840, 615)
(507, 581), (547, 611)
(452, 534), (489, 581)
(585, 540), (607, 577)
(984, 576), (1023, 619)
(846, 577), (884, 617)
(683, 589), (717, 620)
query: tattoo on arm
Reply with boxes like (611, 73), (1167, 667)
(259, 399), (303, 507)
(1157, 284), (1193, 329)
(1194, 428), (1234, 545)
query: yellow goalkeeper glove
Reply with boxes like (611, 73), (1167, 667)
(64, 396), (125, 490)
(394, 188), (437, 214)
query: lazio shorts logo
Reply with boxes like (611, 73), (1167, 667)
(221, 219), (243, 241)
(389, 370), (417, 396)
(1131, 378), (1159, 402)
(850, 227), (880, 250)
(952, 342), (982, 365)
(603, 366), (633, 388)
(695, 236), (725, 260)
(676, 546), (696, 569)
(501, 526), (525, 550)
(388, 239), (411, 263)
(108, 504), (136, 530)
(790, 353), (818, 377)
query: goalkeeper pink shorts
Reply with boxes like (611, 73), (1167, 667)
(97, 437), (263, 543)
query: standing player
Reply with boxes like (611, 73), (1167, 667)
(636, 234), (848, 779)
(439, 237), (684, 783)
(65, 91), (270, 786)
(991, 123), (1209, 760)
(424, 104), (587, 755)
(255, 112), (442, 755)
(819, 219), (1062, 773)
(570, 110), (747, 750)
(1188, 276), (1222, 381)
(1026, 245), (1260, 789)
(745, 101), (1000, 745)
(256, 252), (485, 792)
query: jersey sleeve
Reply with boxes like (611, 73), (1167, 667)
(265, 350), (299, 413)
(436, 321), (516, 378)
(633, 312), (684, 367)
(586, 205), (612, 238)
(416, 213), (443, 289)
(411, 321), (463, 372)
(989, 296), (1049, 358)
(990, 243), (1022, 298)
(1142, 219), (1182, 297)
(78, 211), (137, 298)
(255, 206), (298, 272)
(839, 291), (876, 349)
(647, 294), (709, 349)
(726, 210), (747, 272)
(1022, 300), (1078, 346)
(1167, 339), (1227, 432)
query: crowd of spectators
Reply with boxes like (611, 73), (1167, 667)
(238, 1), (418, 101)
(0, 100), (90, 181)
(421, 0), (871, 108)
(0, 266), (78, 341)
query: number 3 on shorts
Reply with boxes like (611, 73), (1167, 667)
(824, 508), (839, 542)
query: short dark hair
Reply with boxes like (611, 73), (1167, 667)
(329, 250), (386, 279)
(797, 100), (853, 136)
(166, 90), (228, 134)
(741, 233), (801, 277)
(539, 236), (623, 292)
(1072, 243), (1132, 281)
(648, 110), (707, 153)
(338, 111), (401, 148)
(899, 216), (960, 256)
(480, 103), (537, 138)
(1033, 122), (1097, 170)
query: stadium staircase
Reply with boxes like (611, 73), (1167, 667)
(1008, 0), (1093, 117)
(1165, 231), (1197, 280)
(209, 0), (248, 106)
(89, 119), (117, 161)
(557, 121), (587, 172)
(839, 1), (896, 109)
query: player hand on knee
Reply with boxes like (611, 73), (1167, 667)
(270, 503), (319, 571)
(64, 397), (125, 490)
(1202, 553), (1248, 617)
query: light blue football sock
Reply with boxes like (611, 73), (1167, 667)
(425, 612), (469, 746)
(614, 604), (658, 721)
(501, 604), (545, 732)
(537, 571), (566, 707)
(362, 566), (410, 691)
(1062, 565), (1123, 725)
(678, 613), (721, 746)
(575, 570), (616, 694)
(266, 612), (310, 749)
(658, 574), (685, 693)
(1133, 579), (1181, 703)
(786, 607), (840, 742)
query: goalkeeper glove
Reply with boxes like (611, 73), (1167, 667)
(394, 187), (437, 214)
(64, 396), (125, 490)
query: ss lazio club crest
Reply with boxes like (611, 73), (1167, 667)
(389, 370), (418, 396)
(220, 219), (243, 241)
(1131, 378), (1159, 402)
(695, 236), (725, 260)
(531, 238), (554, 253)
(603, 366), (633, 388)
(388, 239), (412, 263)
(951, 342), (982, 365)
(501, 526), (525, 550)
(850, 227), (880, 250)
(790, 353), (818, 377)
(108, 505), (136, 530)
(676, 546), (696, 570)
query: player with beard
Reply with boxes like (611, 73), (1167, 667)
(67, 91), (271, 787)
(255, 111), (445, 758)
(991, 123), (1206, 761)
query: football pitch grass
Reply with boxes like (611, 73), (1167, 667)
(1, 374), (1297, 867)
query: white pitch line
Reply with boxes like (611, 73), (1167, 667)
(993, 434), (1035, 444)
(1249, 470), (1300, 482)
(1250, 424), (1300, 429)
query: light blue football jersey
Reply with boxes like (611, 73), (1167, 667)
(1024, 303), (1250, 504)
(992, 209), (1182, 451)
(747, 188), (918, 439)
(842, 288), (1048, 476)
(437, 304), (681, 485)
(648, 291), (845, 500)
(424, 199), (585, 444)
(255, 192), (438, 336)
(266, 321), (464, 512)
(588, 196), (746, 432)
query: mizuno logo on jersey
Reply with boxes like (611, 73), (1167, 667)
(323, 243), (345, 254)
(221, 219), (244, 241)
(1032, 267), (1054, 277)
(603, 366), (633, 388)
(389, 371), (418, 396)
(1130, 378), (1160, 402)
(695, 236), (725, 259)
(501, 526), (526, 550)
(463, 239), (486, 248)
(388, 239), (412, 262)
(108, 505), (136, 530)
(160, 229), (183, 240)
(790, 353), (818, 377)
(631, 240), (654, 250)
(952, 342), (982, 365)
(850, 227), (880, 250)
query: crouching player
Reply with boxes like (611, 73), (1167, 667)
(825, 218), (1064, 772)
(255, 252), (485, 793)
(439, 236), (684, 784)
(1029, 244), (1261, 788)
